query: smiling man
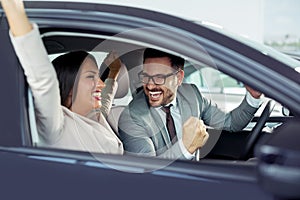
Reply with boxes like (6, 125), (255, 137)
(118, 48), (262, 160)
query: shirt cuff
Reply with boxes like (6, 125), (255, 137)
(246, 91), (263, 108)
(178, 139), (195, 160)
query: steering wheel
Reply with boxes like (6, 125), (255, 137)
(240, 100), (274, 160)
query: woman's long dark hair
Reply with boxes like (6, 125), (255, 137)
(52, 50), (97, 108)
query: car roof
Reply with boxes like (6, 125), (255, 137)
(18, 1), (299, 70)
(1, 0), (300, 114)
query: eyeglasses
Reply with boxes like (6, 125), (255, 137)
(138, 70), (180, 85)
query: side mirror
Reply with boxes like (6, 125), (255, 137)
(255, 118), (300, 199)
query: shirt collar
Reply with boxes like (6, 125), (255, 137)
(154, 96), (178, 110)
(167, 97), (177, 108)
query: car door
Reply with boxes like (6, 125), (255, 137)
(0, 10), (31, 147)
(1, 1), (299, 199)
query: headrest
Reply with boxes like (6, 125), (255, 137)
(120, 49), (144, 96)
(115, 63), (129, 98)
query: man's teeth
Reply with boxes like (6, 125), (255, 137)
(149, 91), (162, 95)
(149, 91), (162, 97)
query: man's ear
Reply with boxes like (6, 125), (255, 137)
(177, 69), (184, 85)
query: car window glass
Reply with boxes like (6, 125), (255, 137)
(184, 62), (245, 112)
(27, 29), (286, 160)
(183, 60), (284, 119)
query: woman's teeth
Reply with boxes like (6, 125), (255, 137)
(92, 92), (101, 100)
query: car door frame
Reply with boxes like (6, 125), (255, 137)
(0, 2), (299, 199)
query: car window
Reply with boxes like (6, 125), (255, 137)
(26, 23), (288, 162)
(183, 61), (284, 120)
(185, 67), (245, 92)
(184, 63), (245, 112)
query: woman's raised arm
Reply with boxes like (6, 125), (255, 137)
(1, 0), (32, 36)
(1, 0), (64, 144)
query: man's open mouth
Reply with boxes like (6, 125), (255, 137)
(149, 91), (162, 100)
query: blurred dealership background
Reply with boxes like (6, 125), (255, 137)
(61, 0), (299, 52)
(264, 0), (300, 52)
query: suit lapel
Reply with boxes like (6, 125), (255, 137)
(135, 92), (172, 148)
(136, 85), (199, 150)
(177, 90), (193, 123)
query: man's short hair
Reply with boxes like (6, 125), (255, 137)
(143, 48), (185, 70)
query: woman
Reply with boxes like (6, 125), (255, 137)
(1, 0), (123, 154)
(52, 50), (121, 119)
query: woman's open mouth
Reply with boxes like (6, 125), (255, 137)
(92, 91), (102, 101)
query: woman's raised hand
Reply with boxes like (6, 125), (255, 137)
(1, 0), (32, 36)
(104, 51), (122, 80)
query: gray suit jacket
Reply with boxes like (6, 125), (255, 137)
(118, 83), (257, 160)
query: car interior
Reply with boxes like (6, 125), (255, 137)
(21, 25), (286, 162)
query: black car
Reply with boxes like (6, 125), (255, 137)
(0, 1), (300, 199)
